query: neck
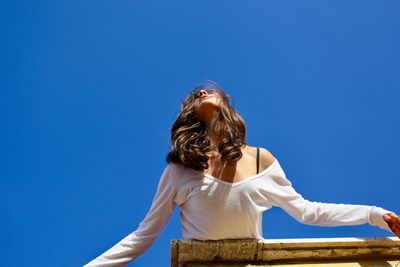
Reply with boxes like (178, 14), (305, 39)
(199, 110), (223, 153)
(206, 123), (223, 153)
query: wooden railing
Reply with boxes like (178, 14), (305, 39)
(171, 237), (400, 266)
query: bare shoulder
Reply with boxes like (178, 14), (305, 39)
(245, 145), (276, 170)
(258, 147), (276, 169)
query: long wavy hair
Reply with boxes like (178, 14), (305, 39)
(166, 81), (246, 171)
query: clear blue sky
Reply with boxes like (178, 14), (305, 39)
(1, 1), (399, 266)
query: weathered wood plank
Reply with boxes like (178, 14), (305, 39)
(171, 237), (400, 266)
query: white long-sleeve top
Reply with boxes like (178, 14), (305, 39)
(84, 159), (393, 266)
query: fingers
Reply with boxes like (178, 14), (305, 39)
(384, 213), (392, 222)
(384, 213), (399, 222)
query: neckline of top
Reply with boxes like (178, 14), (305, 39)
(199, 159), (278, 187)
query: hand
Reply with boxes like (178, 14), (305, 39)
(383, 213), (400, 238)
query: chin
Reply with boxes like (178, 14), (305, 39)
(200, 97), (220, 106)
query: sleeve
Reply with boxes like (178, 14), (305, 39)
(265, 160), (393, 233)
(84, 164), (180, 267)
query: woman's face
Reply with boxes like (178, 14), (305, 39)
(197, 89), (222, 105)
(193, 89), (224, 123)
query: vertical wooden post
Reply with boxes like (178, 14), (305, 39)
(171, 240), (179, 267)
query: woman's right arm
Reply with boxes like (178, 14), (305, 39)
(84, 164), (181, 267)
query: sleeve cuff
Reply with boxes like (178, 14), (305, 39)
(369, 206), (393, 233)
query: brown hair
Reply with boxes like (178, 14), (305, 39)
(166, 82), (246, 171)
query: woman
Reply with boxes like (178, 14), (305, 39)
(85, 82), (400, 267)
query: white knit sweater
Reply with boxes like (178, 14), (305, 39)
(84, 159), (392, 266)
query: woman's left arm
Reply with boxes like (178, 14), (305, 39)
(265, 160), (399, 237)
